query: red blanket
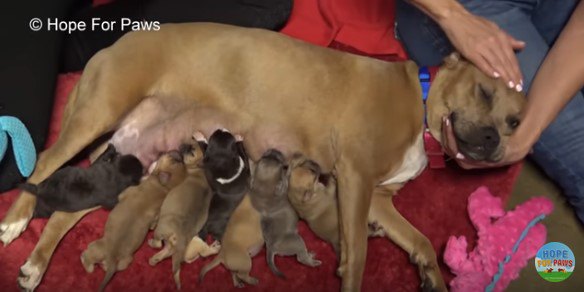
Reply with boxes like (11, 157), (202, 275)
(0, 1), (521, 291)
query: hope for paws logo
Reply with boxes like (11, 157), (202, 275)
(535, 242), (575, 282)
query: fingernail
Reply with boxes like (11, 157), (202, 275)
(456, 153), (465, 160)
(515, 83), (523, 92)
(445, 118), (450, 127)
(508, 81), (515, 89)
(493, 72), (500, 78)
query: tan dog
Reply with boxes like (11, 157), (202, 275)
(2, 23), (525, 291)
(199, 195), (263, 288)
(80, 152), (186, 291)
(148, 139), (218, 289)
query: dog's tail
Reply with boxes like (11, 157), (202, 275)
(172, 242), (186, 290)
(199, 256), (222, 283)
(99, 263), (116, 292)
(267, 251), (286, 278)
(19, 183), (39, 195)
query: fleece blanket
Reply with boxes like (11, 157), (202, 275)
(0, 0), (522, 291)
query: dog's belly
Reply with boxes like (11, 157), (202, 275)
(110, 96), (305, 168)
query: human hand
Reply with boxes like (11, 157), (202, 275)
(438, 10), (525, 92)
(441, 116), (531, 169)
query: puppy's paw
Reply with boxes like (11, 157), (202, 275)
(193, 131), (207, 143)
(17, 259), (44, 292)
(298, 252), (321, 267)
(148, 238), (163, 249)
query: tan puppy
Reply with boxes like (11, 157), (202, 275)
(199, 195), (263, 288)
(3, 23), (526, 291)
(80, 152), (186, 291)
(287, 154), (340, 253)
(148, 140), (218, 289)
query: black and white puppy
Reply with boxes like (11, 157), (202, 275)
(20, 144), (143, 218)
(249, 149), (320, 278)
(197, 129), (250, 241)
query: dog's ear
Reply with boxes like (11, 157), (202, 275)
(443, 52), (461, 69)
(157, 171), (171, 186)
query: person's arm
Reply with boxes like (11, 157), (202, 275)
(407, 0), (525, 91)
(512, 1), (584, 149)
(443, 1), (584, 169)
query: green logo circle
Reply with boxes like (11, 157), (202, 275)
(535, 242), (575, 282)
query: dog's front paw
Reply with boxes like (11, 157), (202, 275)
(1, 195), (35, 245)
(410, 251), (447, 292)
(17, 259), (45, 292)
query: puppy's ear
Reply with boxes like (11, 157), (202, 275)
(157, 171), (171, 186)
(443, 52), (461, 69)
(302, 160), (321, 177)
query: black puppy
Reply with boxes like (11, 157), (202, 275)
(20, 144), (143, 218)
(197, 129), (250, 241)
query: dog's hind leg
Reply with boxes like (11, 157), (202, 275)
(1, 51), (149, 245)
(335, 160), (373, 292)
(369, 186), (447, 292)
(18, 207), (98, 291)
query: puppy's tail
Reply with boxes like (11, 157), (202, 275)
(19, 183), (39, 195)
(99, 264), (116, 292)
(172, 244), (185, 290)
(199, 256), (222, 283)
(267, 251), (286, 278)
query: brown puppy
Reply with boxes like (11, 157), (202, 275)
(148, 139), (217, 289)
(287, 154), (340, 253)
(250, 149), (320, 277)
(199, 194), (263, 287)
(80, 152), (186, 291)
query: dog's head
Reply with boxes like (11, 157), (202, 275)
(152, 151), (186, 188)
(252, 149), (288, 198)
(202, 129), (248, 184)
(427, 53), (526, 162)
(287, 154), (321, 204)
(93, 144), (143, 184)
(179, 136), (205, 169)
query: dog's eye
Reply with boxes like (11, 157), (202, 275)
(506, 116), (520, 129)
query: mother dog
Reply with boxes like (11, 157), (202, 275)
(0, 23), (524, 291)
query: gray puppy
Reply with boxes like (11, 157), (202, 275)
(249, 149), (320, 278)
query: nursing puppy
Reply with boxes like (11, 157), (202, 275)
(148, 140), (217, 289)
(199, 195), (263, 287)
(198, 129), (250, 241)
(20, 144), (143, 218)
(287, 154), (340, 253)
(250, 149), (320, 278)
(80, 152), (186, 292)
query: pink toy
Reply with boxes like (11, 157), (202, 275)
(444, 186), (553, 292)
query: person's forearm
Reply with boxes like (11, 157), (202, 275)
(515, 1), (584, 147)
(407, 0), (468, 22)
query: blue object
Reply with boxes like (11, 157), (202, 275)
(485, 213), (547, 292)
(419, 66), (431, 103)
(0, 116), (37, 177)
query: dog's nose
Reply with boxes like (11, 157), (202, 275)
(478, 126), (500, 154)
